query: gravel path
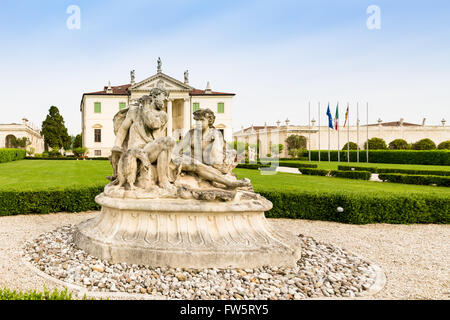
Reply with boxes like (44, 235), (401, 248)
(1, 211), (448, 299)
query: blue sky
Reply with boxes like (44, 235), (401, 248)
(0, 0), (449, 134)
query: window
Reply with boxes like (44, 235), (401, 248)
(119, 102), (126, 110)
(94, 102), (101, 113)
(94, 129), (101, 142)
(94, 150), (102, 156)
(218, 129), (224, 137)
(217, 102), (224, 113)
(193, 102), (200, 112)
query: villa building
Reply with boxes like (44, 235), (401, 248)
(0, 118), (45, 153)
(80, 59), (235, 157)
(233, 118), (449, 158)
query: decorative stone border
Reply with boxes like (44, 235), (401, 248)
(21, 226), (386, 300)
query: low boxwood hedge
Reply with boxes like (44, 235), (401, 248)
(298, 168), (329, 176)
(378, 173), (450, 187)
(307, 150), (450, 165)
(0, 183), (448, 224)
(338, 165), (450, 176)
(0, 148), (26, 163)
(277, 161), (318, 169)
(261, 190), (449, 224)
(0, 186), (103, 215)
(330, 170), (372, 180)
(236, 163), (270, 170)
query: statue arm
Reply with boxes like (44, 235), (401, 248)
(143, 110), (168, 130)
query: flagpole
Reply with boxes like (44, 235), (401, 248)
(347, 102), (350, 163)
(318, 102), (321, 162)
(308, 102), (311, 162)
(328, 102), (330, 162)
(357, 102), (360, 163)
(366, 102), (369, 163)
(337, 102), (340, 163)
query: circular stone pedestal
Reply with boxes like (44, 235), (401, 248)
(74, 193), (300, 269)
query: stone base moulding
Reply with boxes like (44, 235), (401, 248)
(74, 193), (300, 268)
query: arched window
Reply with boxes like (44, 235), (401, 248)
(5, 134), (16, 148)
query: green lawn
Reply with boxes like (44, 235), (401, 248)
(276, 160), (450, 171)
(234, 168), (450, 196)
(0, 160), (112, 190)
(1, 160), (447, 197)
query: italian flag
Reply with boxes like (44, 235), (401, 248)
(334, 103), (339, 130)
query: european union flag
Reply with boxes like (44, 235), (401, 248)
(326, 104), (333, 129)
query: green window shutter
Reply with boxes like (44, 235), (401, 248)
(217, 102), (224, 113)
(193, 103), (200, 112)
(119, 102), (126, 110)
(94, 102), (101, 113)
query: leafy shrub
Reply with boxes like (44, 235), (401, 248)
(0, 148), (26, 163)
(437, 140), (450, 150)
(48, 149), (62, 157)
(378, 173), (450, 187)
(412, 138), (436, 150)
(330, 170), (372, 180)
(364, 137), (388, 150)
(389, 139), (410, 150)
(73, 147), (88, 157)
(309, 150), (450, 165)
(342, 142), (358, 150)
(0, 287), (73, 300)
(285, 135), (307, 151)
(261, 190), (449, 224)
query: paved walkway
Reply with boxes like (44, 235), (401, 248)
(0, 212), (448, 299)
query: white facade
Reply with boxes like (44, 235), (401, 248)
(0, 118), (45, 154)
(81, 67), (235, 157)
(233, 119), (450, 158)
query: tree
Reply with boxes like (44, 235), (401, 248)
(11, 137), (30, 149)
(73, 134), (83, 149)
(41, 106), (71, 151)
(389, 139), (410, 150)
(342, 142), (358, 150)
(437, 140), (450, 150)
(364, 137), (387, 150)
(271, 144), (284, 155)
(285, 135), (307, 151)
(73, 147), (88, 158)
(411, 138), (436, 150)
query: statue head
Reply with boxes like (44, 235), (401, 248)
(193, 108), (215, 129)
(140, 88), (169, 110)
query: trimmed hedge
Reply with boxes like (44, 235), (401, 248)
(330, 170), (372, 180)
(0, 186), (103, 215)
(260, 190), (449, 224)
(278, 161), (318, 169)
(0, 148), (26, 163)
(338, 165), (450, 176)
(378, 173), (450, 187)
(298, 168), (329, 176)
(236, 163), (270, 170)
(0, 183), (448, 224)
(307, 150), (450, 165)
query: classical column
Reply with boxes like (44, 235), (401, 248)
(167, 99), (173, 137)
(183, 98), (190, 135)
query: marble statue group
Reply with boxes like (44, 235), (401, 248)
(105, 86), (252, 201)
(75, 83), (298, 269)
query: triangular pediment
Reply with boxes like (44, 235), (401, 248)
(130, 73), (193, 92)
